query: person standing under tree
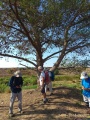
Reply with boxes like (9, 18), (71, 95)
(38, 66), (48, 104)
(9, 70), (23, 117)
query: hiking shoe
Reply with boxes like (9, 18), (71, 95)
(9, 113), (14, 117)
(85, 102), (89, 107)
(43, 98), (48, 104)
(19, 111), (24, 114)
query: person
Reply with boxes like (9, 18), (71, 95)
(80, 71), (90, 110)
(43, 68), (50, 94)
(8, 70), (23, 117)
(48, 68), (54, 95)
(38, 66), (48, 104)
(45, 68), (55, 96)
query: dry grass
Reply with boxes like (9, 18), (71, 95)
(0, 86), (90, 120)
(0, 68), (90, 120)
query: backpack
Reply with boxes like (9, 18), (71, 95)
(44, 70), (50, 84)
(49, 71), (55, 81)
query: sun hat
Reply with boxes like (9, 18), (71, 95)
(80, 71), (88, 79)
(14, 70), (22, 77)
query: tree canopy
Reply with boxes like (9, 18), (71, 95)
(0, 0), (90, 71)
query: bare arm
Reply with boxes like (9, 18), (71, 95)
(41, 77), (45, 87)
(82, 86), (90, 91)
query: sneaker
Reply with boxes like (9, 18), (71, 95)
(43, 98), (48, 104)
(85, 102), (89, 107)
(46, 98), (48, 102)
(19, 111), (24, 114)
(9, 113), (14, 117)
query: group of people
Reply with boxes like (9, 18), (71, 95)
(8, 66), (54, 117)
(8, 67), (90, 117)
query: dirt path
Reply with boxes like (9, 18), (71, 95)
(0, 87), (90, 120)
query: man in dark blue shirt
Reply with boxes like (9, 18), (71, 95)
(9, 70), (23, 117)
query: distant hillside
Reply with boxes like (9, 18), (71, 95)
(0, 67), (89, 77)
(0, 68), (37, 77)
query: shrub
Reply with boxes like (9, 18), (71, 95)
(0, 74), (81, 93)
(23, 75), (37, 86)
(54, 69), (59, 75)
(0, 84), (7, 93)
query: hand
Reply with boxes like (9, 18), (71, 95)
(82, 86), (85, 90)
(16, 86), (21, 88)
(82, 86), (87, 90)
(82, 86), (90, 91)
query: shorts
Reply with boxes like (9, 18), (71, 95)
(41, 84), (45, 94)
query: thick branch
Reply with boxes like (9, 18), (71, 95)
(0, 53), (37, 67)
(9, 0), (36, 48)
(66, 43), (90, 54)
(43, 49), (62, 62)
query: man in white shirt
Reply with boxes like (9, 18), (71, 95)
(38, 66), (48, 104)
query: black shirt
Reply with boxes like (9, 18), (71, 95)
(9, 76), (23, 93)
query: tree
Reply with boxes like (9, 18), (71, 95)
(60, 56), (90, 67)
(0, 0), (90, 71)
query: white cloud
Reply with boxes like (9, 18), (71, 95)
(0, 58), (20, 68)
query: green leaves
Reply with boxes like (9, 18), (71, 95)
(0, 0), (90, 70)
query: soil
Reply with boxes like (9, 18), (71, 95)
(0, 86), (90, 120)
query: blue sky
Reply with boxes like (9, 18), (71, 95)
(0, 57), (56, 68)
(0, 58), (21, 68)
(0, 52), (89, 68)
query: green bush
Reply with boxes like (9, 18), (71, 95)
(55, 75), (79, 81)
(23, 75), (37, 86)
(0, 75), (37, 93)
(0, 84), (7, 93)
(23, 85), (37, 89)
(0, 74), (82, 93)
(54, 69), (59, 75)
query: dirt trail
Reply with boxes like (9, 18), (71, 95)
(0, 87), (89, 120)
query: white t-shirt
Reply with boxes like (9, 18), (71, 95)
(39, 71), (45, 86)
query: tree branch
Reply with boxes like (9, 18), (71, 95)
(0, 53), (37, 67)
